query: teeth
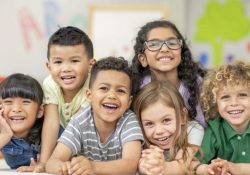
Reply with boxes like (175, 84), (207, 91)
(228, 110), (243, 114)
(103, 103), (118, 108)
(159, 57), (171, 61)
(157, 136), (168, 141)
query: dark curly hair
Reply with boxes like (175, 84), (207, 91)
(89, 56), (132, 92)
(0, 73), (44, 145)
(131, 20), (206, 120)
(47, 26), (93, 59)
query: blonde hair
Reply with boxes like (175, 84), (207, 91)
(200, 61), (250, 121)
(133, 81), (189, 161)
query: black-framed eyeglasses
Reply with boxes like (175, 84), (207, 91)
(144, 38), (182, 51)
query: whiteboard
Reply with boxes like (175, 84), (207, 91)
(88, 4), (168, 61)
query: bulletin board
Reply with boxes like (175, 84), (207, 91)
(88, 4), (168, 61)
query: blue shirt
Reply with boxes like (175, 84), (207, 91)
(1, 138), (40, 169)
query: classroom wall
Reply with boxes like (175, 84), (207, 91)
(0, 0), (185, 82)
(0, 0), (249, 82)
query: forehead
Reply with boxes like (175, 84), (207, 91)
(49, 44), (87, 56)
(93, 70), (130, 87)
(218, 83), (250, 93)
(147, 27), (177, 40)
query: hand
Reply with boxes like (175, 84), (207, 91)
(0, 106), (13, 136)
(69, 156), (94, 175)
(139, 145), (165, 175)
(16, 155), (45, 173)
(210, 158), (232, 175)
(59, 161), (71, 175)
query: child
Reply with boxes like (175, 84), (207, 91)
(0, 73), (44, 172)
(131, 19), (207, 128)
(40, 26), (95, 170)
(46, 56), (144, 175)
(133, 81), (198, 175)
(195, 61), (250, 175)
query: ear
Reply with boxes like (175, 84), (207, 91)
(46, 61), (51, 72)
(86, 89), (92, 102)
(37, 104), (44, 119)
(180, 107), (188, 125)
(127, 96), (133, 109)
(88, 58), (96, 72)
(138, 54), (148, 67)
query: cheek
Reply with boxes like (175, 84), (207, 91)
(143, 127), (153, 138)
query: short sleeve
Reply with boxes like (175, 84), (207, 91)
(120, 112), (144, 145)
(58, 116), (82, 156)
(187, 120), (204, 146)
(43, 75), (59, 105)
(198, 126), (217, 163)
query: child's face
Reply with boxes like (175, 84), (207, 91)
(216, 85), (250, 133)
(1, 97), (43, 138)
(86, 70), (132, 128)
(138, 27), (182, 77)
(141, 100), (177, 150)
(47, 44), (94, 96)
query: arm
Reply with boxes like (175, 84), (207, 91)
(40, 104), (60, 166)
(92, 140), (142, 175)
(0, 108), (13, 149)
(46, 142), (72, 174)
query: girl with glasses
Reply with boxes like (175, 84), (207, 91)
(131, 19), (206, 148)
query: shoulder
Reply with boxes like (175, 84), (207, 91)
(188, 120), (204, 131)
(69, 105), (92, 126)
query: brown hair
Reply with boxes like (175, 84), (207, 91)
(133, 80), (189, 161)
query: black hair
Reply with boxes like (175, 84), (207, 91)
(131, 19), (206, 120)
(0, 73), (44, 145)
(89, 56), (132, 92)
(47, 26), (93, 59)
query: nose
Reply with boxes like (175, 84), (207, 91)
(61, 62), (71, 72)
(107, 90), (117, 100)
(155, 124), (164, 135)
(230, 97), (239, 107)
(160, 42), (170, 52)
(12, 102), (22, 113)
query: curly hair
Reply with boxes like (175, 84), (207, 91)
(0, 73), (44, 145)
(200, 61), (250, 121)
(131, 19), (206, 120)
(47, 26), (93, 59)
(89, 56), (132, 91)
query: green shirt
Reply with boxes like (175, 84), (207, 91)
(198, 117), (250, 163)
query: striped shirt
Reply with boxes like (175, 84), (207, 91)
(58, 105), (144, 161)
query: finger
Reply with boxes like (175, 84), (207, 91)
(16, 165), (35, 172)
(30, 157), (37, 166)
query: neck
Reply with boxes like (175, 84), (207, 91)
(63, 89), (79, 103)
(151, 70), (180, 89)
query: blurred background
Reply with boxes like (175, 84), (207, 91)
(0, 0), (250, 82)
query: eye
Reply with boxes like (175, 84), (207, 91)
(143, 121), (154, 128)
(147, 40), (162, 48)
(71, 59), (80, 63)
(99, 86), (108, 91)
(163, 118), (171, 124)
(2, 99), (12, 105)
(23, 99), (32, 104)
(117, 88), (126, 94)
(53, 60), (62, 64)
(220, 95), (230, 100)
(167, 39), (179, 46)
(239, 93), (248, 97)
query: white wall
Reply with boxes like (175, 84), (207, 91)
(0, 0), (186, 82)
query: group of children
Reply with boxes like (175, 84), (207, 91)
(0, 19), (249, 175)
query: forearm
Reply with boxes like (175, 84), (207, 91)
(40, 115), (60, 163)
(45, 158), (64, 174)
(0, 132), (12, 149)
(92, 159), (138, 175)
(163, 160), (186, 175)
(229, 163), (250, 175)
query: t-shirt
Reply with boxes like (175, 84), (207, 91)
(43, 75), (89, 128)
(58, 105), (144, 161)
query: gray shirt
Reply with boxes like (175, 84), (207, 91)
(59, 105), (144, 161)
